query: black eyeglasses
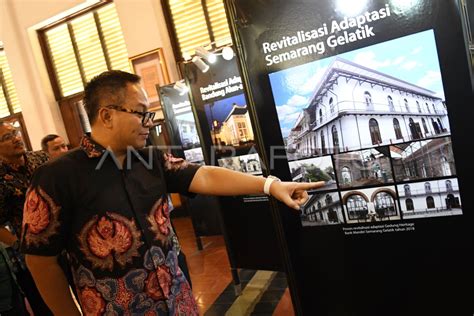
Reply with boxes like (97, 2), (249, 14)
(0, 129), (21, 143)
(105, 105), (155, 126)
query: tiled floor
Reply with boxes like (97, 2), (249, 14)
(172, 216), (295, 315)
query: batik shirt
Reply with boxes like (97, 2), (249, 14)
(20, 137), (200, 316)
(0, 151), (49, 237)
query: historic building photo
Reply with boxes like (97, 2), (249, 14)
(239, 153), (262, 175)
(341, 186), (401, 223)
(398, 178), (462, 219)
(205, 93), (255, 147)
(288, 156), (337, 191)
(284, 57), (450, 160)
(334, 147), (393, 189)
(390, 136), (455, 182)
(301, 191), (344, 226)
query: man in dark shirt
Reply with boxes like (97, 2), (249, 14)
(21, 70), (323, 315)
(0, 122), (52, 315)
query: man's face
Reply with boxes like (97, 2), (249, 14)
(0, 123), (26, 159)
(47, 136), (68, 159)
(112, 83), (152, 150)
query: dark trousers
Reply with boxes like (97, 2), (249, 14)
(15, 268), (53, 316)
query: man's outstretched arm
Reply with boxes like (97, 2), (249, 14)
(26, 254), (81, 315)
(188, 166), (325, 210)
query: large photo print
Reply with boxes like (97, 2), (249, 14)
(268, 29), (450, 160)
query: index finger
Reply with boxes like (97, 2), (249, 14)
(295, 181), (326, 191)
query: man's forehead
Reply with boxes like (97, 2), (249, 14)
(49, 137), (64, 144)
(0, 123), (14, 134)
(127, 83), (150, 109)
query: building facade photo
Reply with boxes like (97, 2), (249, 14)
(301, 191), (344, 226)
(398, 178), (462, 219)
(285, 57), (450, 160)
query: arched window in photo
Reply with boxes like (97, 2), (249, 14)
(404, 184), (411, 196)
(332, 125), (339, 151)
(341, 167), (352, 184)
(325, 194), (333, 205)
(319, 108), (323, 123)
(405, 198), (414, 211)
(441, 156), (451, 176)
(329, 97), (334, 113)
(446, 180), (453, 192)
(422, 118), (429, 135)
(404, 98), (410, 112)
(320, 132), (326, 154)
(364, 91), (373, 109)
(346, 194), (368, 220)
(317, 201), (322, 210)
(425, 182), (432, 193)
(431, 118), (440, 134)
(437, 118), (444, 132)
(369, 118), (382, 145)
(416, 101), (422, 113)
(393, 118), (403, 140)
(425, 102), (430, 113)
(374, 192), (397, 217)
(432, 103), (437, 114)
(387, 95), (394, 111)
(421, 162), (428, 178)
(426, 196), (435, 209)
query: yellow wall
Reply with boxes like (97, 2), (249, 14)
(0, 0), (179, 150)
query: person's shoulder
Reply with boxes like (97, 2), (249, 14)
(36, 148), (85, 174)
(26, 150), (49, 164)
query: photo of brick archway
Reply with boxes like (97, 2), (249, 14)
(341, 186), (400, 224)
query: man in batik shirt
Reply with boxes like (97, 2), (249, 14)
(21, 70), (323, 315)
(0, 121), (52, 315)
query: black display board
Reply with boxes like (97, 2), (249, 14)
(226, 0), (474, 315)
(183, 55), (283, 271)
(159, 84), (222, 237)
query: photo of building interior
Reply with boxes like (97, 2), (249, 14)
(334, 147), (393, 189)
(341, 186), (401, 223)
(390, 137), (456, 182)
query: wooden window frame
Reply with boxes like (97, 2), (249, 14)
(161, 0), (229, 62)
(37, 1), (113, 101)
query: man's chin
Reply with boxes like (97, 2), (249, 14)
(13, 147), (26, 155)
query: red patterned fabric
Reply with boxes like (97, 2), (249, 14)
(21, 136), (201, 315)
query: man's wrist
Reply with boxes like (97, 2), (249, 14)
(264, 175), (280, 195)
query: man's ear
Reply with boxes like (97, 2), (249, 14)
(97, 108), (113, 128)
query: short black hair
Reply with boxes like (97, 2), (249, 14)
(84, 70), (141, 124)
(41, 134), (60, 151)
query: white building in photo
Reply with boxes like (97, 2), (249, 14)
(176, 117), (200, 149)
(213, 104), (254, 146)
(301, 191), (344, 226)
(287, 58), (450, 159)
(398, 178), (462, 219)
(341, 186), (401, 223)
(239, 153), (262, 175)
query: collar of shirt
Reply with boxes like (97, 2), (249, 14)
(80, 136), (107, 158)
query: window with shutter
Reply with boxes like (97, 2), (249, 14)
(0, 48), (22, 118)
(165, 0), (231, 60)
(40, 3), (131, 100)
